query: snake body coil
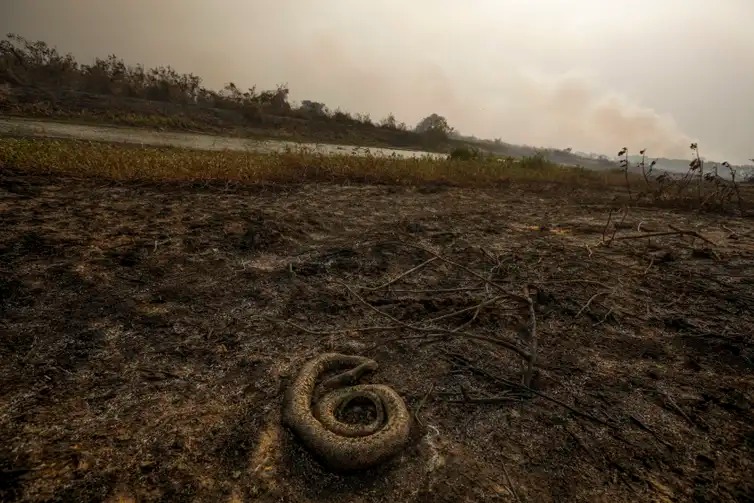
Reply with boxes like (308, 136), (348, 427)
(282, 353), (411, 471)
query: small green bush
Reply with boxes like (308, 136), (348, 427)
(449, 145), (483, 161)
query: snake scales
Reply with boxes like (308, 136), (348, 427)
(282, 353), (412, 471)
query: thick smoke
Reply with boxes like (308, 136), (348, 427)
(280, 35), (695, 159)
(2, 0), (747, 161)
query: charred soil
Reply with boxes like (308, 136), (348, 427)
(1, 171), (753, 502)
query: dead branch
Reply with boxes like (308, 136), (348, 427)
(659, 391), (697, 429)
(387, 241), (530, 304)
(592, 307), (615, 329)
(338, 280), (412, 326)
(338, 281), (532, 360)
(535, 279), (613, 289)
(573, 291), (611, 320)
(360, 256), (438, 291)
(367, 333), (442, 350)
(450, 304), (482, 333)
(629, 415), (674, 450)
(424, 295), (508, 325)
(443, 352), (616, 428)
(389, 287), (484, 294)
(667, 224), (717, 246)
(520, 384), (615, 427)
(413, 331), (531, 360)
(279, 318), (531, 361)
(442, 350), (509, 385)
(272, 318), (399, 336)
(606, 207), (628, 246)
(612, 229), (714, 245)
(445, 389), (517, 404)
(446, 396), (518, 404)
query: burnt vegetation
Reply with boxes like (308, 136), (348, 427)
(616, 144), (754, 216)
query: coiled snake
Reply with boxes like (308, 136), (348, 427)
(282, 353), (412, 471)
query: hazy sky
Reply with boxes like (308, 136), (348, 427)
(2, 0), (753, 162)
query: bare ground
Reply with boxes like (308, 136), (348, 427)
(1, 171), (753, 502)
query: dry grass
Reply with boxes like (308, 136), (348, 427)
(0, 137), (630, 188)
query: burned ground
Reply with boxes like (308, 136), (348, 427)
(1, 171), (753, 502)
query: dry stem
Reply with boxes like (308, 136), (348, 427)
(522, 285), (537, 387)
(359, 257), (438, 291)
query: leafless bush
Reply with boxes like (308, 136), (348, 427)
(617, 144), (752, 216)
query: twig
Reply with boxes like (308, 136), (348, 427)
(425, 295), (507, 324)
(443, 352), (615, 428)
(721, 224), (738, 240)
(446, 392), (516, 404)
(591, 307), (614, 329)
(601, 208), (614, 243)
(573, 291), (610, 320)
(501, 459), (522, 503)
(367, 333), (442, 350)
(411, 331), (530, 359)
(281, 317), (531, 360)
(135, 366), (181, 380)
(338, 280), (411, 326)
(274, 319), (351, 335)
(522, 385), (615, 427)
(272, 318), (400, 336)
(451, 304), (482, 333)
(360, 257), (438, 291)
(338, 281), (531, 359)
(389, 287), (484, 294)
(442, 350), (509, 384)
(565, 426), (597, 462)
(279, 319), (336, 335)
(642, 257), (655, 276)
(612, 229), (713, 244)
(535, 279), (613, 289)
(522, 285), (537, 387)
(629, 415), (674, 450)
(607, 207), (628, 246)
(660, 391), (696, 428)
(414, 382), (435, 426)
(728, 165), (746, 217)
(478, 246), (499, 265)
(387, 241), (529, 303)
(459, 384), (472, 402)
(667, 224), (717, 246)
(621, 150), (633, 201)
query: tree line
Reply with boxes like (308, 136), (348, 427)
(0, 34), (456, 142)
